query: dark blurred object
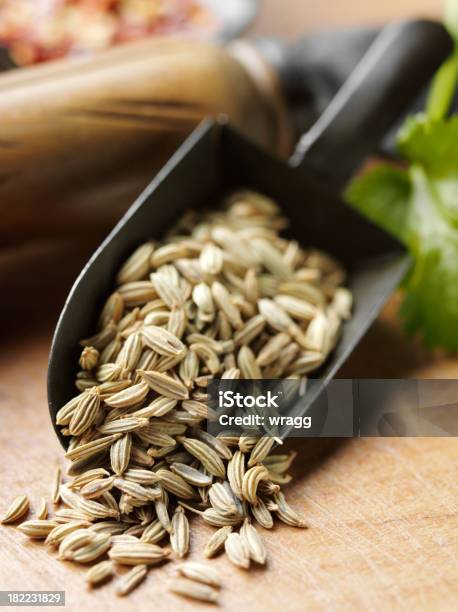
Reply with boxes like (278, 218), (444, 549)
(257, 27), (378, 137)
(0, 45), (15, 70)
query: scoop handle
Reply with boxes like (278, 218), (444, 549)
(291, 20), (453, 187)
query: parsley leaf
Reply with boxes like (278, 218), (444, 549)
(346, 116), (458, 350)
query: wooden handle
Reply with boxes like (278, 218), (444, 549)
(0, 37), (289, 245)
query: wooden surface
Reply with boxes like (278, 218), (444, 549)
(1, 1), (457, 610)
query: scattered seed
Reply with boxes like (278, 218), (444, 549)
(86, 560), (114, 587)
(116, 565), (148, 596)
(224, 533), (250, 569)
(1, 495), (29, 524)
(178, 561), (222, 588)
(18, 520), (58, 539)
(109, 543), (170, 566)
(169, 577), (219, 603)
(203, 526), (233, 558)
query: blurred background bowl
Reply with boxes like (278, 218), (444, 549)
(0, 0), (260, 72)
(205, 0), (260, 41)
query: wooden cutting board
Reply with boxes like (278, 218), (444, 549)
(1, 1), (457, 610)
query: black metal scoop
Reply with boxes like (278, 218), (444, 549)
(48, 20), (452, 447)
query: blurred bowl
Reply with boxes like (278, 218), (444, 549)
(0, 0), (259, 72)
(205, 0), (259, 41)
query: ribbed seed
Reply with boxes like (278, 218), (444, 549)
(251, 497), (274, 529)
(1, 495), (29, 524)
(123, 469), (159, 486)
(170, 507), (189, 558)
(170, 463), (212, 487)
(258, 299), (296, 333)
(155, 469), (195, 500)
(46, 521), (91, 546)
(59, 529), (94, 559)
(139, 370), (189, 400)
(240, 519), (267, 564)
(118, 281), (157, 307)
(71, 534), (111, 563)
(132, 397), (177, 419)
(116, 565), (148, 596)
(95, 363), (122, 383)
(36, 497), (48, 520)
(140, 519), (167, 544)
(192, 283), (215, 320)
(69, 469), (110, 490)
(150, 272), (184, 308)
(65, 434), (121, 462)
(179, 438), (225, 479)
(273, 492), (307, 528)
(109, 543), (170, 565)
(242, 466), (269, 504)
(99, 293), (124, 331)
(239, 436), (258, 453)
(203, 526), (232, 558)
(69, 390), (101, 436)
(274, 295), (316, 321)
(54, 509), (92, 523)
(117, 242), (154, 284)
(169, 577), (219, 603)
(137, 428), (176, 448)
(114, 478), (160, 502)
(211, 281), (243, 329)
(227, 450), (245, 500)
(178, 562), (222, 588)
(110, 433), (132, 475)
(262, 451), (297, 474)
(130, 444), (154, 467)
(287, 351), (324, 375)
(80, 321), (117, 351)
(98, 417), (148, 435)
(141, 325), (186, 358)
(79, 346), (100, 371)
(55, 394), (84, 426)
(192, 430), (233, 461)
(251, 239), (292, 279)
(201, 509), (242, 528)
(18, 520), (58, 539)
(234, 315), (265, 346)
(200, 243), (223, 276)
(238, 345), (262, 379)
(80, 476), (115, 499)
(248, 436), (276, 467)
(78, 498), (118, 519)
(154, 495), (172, 533)
(256, 333), (290, 367)
(86, 560), (114, 586)
(179, 351), (199, 388)
(224, 533), (250, 569)
(209, 483), (239, 516)
(116, 332), (143, 373)
(104, 382), (149, 409)
(89, 521), (130, 535)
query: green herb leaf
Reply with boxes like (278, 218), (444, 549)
(345, 164), (411, 244)
(426, 53), (458, 120)
(346, 117), (458, 351)
(445, 0), (458, 43)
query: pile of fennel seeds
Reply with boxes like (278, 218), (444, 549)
(1, 191), (352, 603)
